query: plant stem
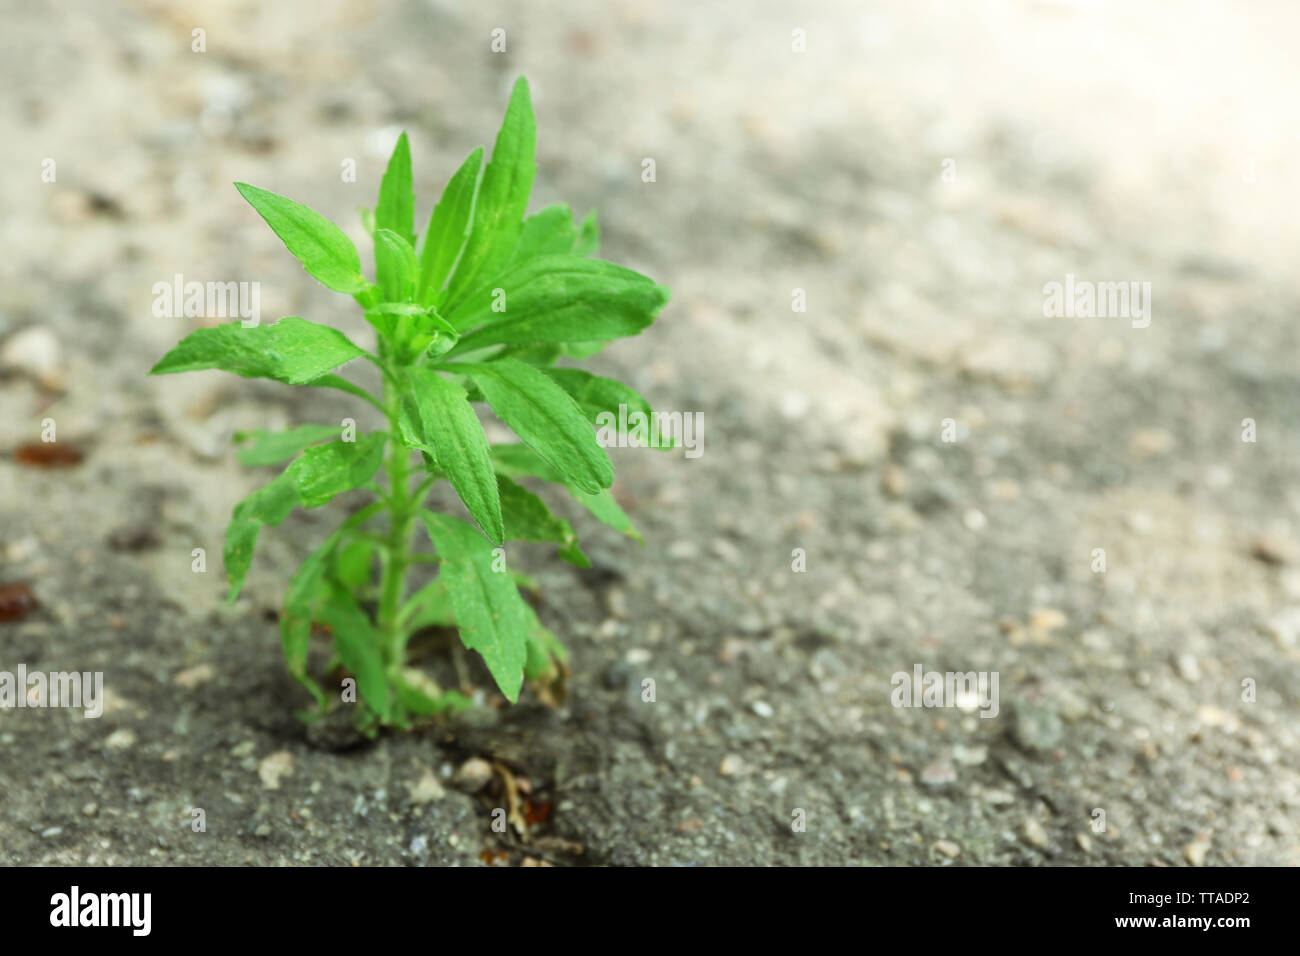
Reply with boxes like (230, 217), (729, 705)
(377, 371), (415, 676)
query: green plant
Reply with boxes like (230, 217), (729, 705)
(150, 77), (670, 731)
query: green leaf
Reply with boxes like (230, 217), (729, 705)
(375, 132), (415, 246)
(280, 502), (384, 710)
(234, 182), (367, 294)
(286, 433), (386, 508)
(403, 578), (454, 631)
(374, 228), (418, 303)
(455, 359), (612, 494)
(541, 367), (672, 446)
(500, 343), (563, 366)
(497, 474), (588, 566)
(363, 303), (458, 360)
(560, 340), (610, 360)
(444, 77), (536, 309)
(280, 536), (337, 710)
(570, 484), (640, 540)
(491, 442), (641, 541)
(419, 512), (529, 702)
(352, 282), (383, 311)
(223, 469), (300, 601)
(521, 603), (568, 681)
(234, 424), (344, 466)
(445, 256), (670, 350)
(318, 585), (393, 721)
(306, 374), (384, 412)
(508, 204), (576, 266)
(333, 537), (375, 591)
(395, 674), (469, 716)
(399, 367), (503, 543)
(418, 146), (484, 305)
(573, 210), (600, 256)
(362, 302), (422, 341)
(407, 308), (460, 359)
(149, 316), (367, 385)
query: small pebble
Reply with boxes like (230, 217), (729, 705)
(1184, 838), (1211, 866)
(1174, 653), (1201, 683)
(0, 326), (62, 388)
(718, 754), (746, 777)
(408, 770), (446, 804)
(1022, 817), (1049, 848)
(174, 664), (215, 689)
(452, 757), (493, 793)
(952, 744), (987, 766)
(920, 759), (957, 786)
(933, 839), (961, 858)
(105, 729), (136, 750)
(1028, 608), (1067, 633)
(258, 751), (294, 790)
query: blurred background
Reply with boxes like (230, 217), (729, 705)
(1, 0), (1298, 865)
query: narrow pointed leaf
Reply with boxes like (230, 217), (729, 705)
(374, 228), (418, 303)
(543, 367), (677, 450)
(234, 424), (345, 466)
(286, 433), (386, 508)
(500, 343), (563, 366)
(445, 256), (670, 349)
(507, 204), (576, 266)
(375, 132), (415, 246)
(491, 442), (640, 541)
(306, 374), (383, 411)
(149, 316), (366, 384)
(319, 585), (393, 720)
(418, 146), (484, 304)
(234, 182), (366, 294)
(521, 603), (567, 682)
(419, 512), (529, 702)
(223, 469), (299, 601)
(280, 502), (384, 709)
(280, 536), (337, 709)
(540, 368), (670, 445)
(573, 210), (600, 256)
(444, 78), (536, 309)
(498, 474), (588, 566)
(399, 367), (503, 543)
(456, 359), (612, 494)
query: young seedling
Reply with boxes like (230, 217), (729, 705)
(150, 77), (670, 731)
